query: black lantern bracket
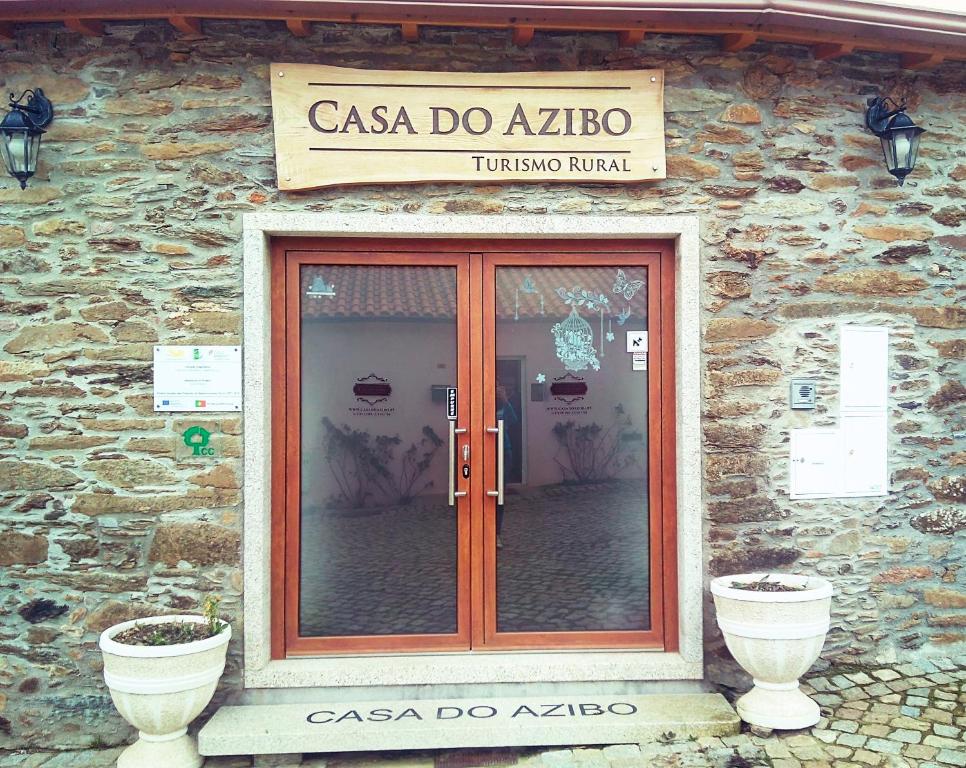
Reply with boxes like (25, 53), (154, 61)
(8, 88), (54, 130)
(864, 95), (925, 187)
(865, 96), (909, 135)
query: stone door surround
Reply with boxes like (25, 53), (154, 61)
(241, 213), (702, 690)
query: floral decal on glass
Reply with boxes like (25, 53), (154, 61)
(552, 306), (600, 372)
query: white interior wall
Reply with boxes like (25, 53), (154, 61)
(300, 317), (648, 498)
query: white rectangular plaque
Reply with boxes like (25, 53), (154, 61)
(840, 325), (888, 413)
(789, 428), (843, 499)
(841, 414), (888, 497)
(789, 325), (890, 500)
(154, 346), (242, 412)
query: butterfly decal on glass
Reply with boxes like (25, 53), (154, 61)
(612, 269), (644, 301)
(615, 306), (631, 326)
(555, 286), (610, 312)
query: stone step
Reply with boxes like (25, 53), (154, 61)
(198, 693), (739, 755)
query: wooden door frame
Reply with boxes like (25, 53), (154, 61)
(270, 237), (678, 658)
(479, 247), (675, 651)
(270, 240), (473, 656)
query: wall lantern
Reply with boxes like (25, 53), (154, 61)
(0, 88), (54, 190)
(864, 96), (925, 186)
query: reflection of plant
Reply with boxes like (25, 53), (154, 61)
(551, 404), (641, 483)
(395, 425), (444, 504)
(321, 418), (443, 508)
(321, 418), (392, 508)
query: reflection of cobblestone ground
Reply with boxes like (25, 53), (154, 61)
(5, 657), (963, 767)
(298, 481), (648, 638)
(300, 501), (459, 636)
(497, 481), (649, 633)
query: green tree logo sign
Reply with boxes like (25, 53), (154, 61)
(182, 426), (214, 456)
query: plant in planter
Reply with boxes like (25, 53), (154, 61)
(98, 595), (231, 768)
(710, 573), (833, 731)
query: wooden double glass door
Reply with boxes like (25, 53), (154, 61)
(271, 238), (677, 658)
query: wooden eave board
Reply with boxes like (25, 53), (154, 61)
(0, 1), (964, 61)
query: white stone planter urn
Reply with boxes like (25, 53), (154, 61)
(710, 573), (833, 730)
(99, 615), (231, 768)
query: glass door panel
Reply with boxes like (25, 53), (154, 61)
(292, 258), (469, 648)
(274, 241), (672, 656)
(485, 257), (660, 646)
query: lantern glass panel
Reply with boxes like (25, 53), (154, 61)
(892, 132), (911, 171)
(880, 126), (923, 177)
(902, 127), (923, 169)
(0, 133), (11, 175)
(879, 134), (894, 172)
(0, 127), (30, 176)
(27, 131), (41, 173)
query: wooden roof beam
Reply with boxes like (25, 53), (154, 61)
(65, 18), (104, 36)
(286, 18), (312, 37)
(401, 22), (419, 42)
(618, 29), (645, 48)
(511, 24), (534, 47)
(813, 41), (853, 60)
(721, 31), (757, 51)
(169, 15), (202, 35)
(900, 51), (945, 69)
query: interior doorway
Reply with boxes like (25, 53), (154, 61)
(270, 239), (677, 657)
(495, 357), (525, 486)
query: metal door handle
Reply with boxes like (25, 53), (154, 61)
(485, 419), (504, 504)
(448, 422), (467, 506)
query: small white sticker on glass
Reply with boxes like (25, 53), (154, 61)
(626, 331), (648, 352)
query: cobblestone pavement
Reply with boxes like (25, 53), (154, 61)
(300, 498), (460, 636)
(2, 657), (963, 768)
(497, 481), (649, 633)
(300, 481), (649, 637)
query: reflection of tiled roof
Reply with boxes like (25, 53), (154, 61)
(300, 265), (648, 321)
(497, 267), (644, 323)
(301, 266), (455, 319)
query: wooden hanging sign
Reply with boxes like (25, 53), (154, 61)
(270, 64), (666, 189)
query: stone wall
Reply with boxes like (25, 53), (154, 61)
(0, 19), (963, 750)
